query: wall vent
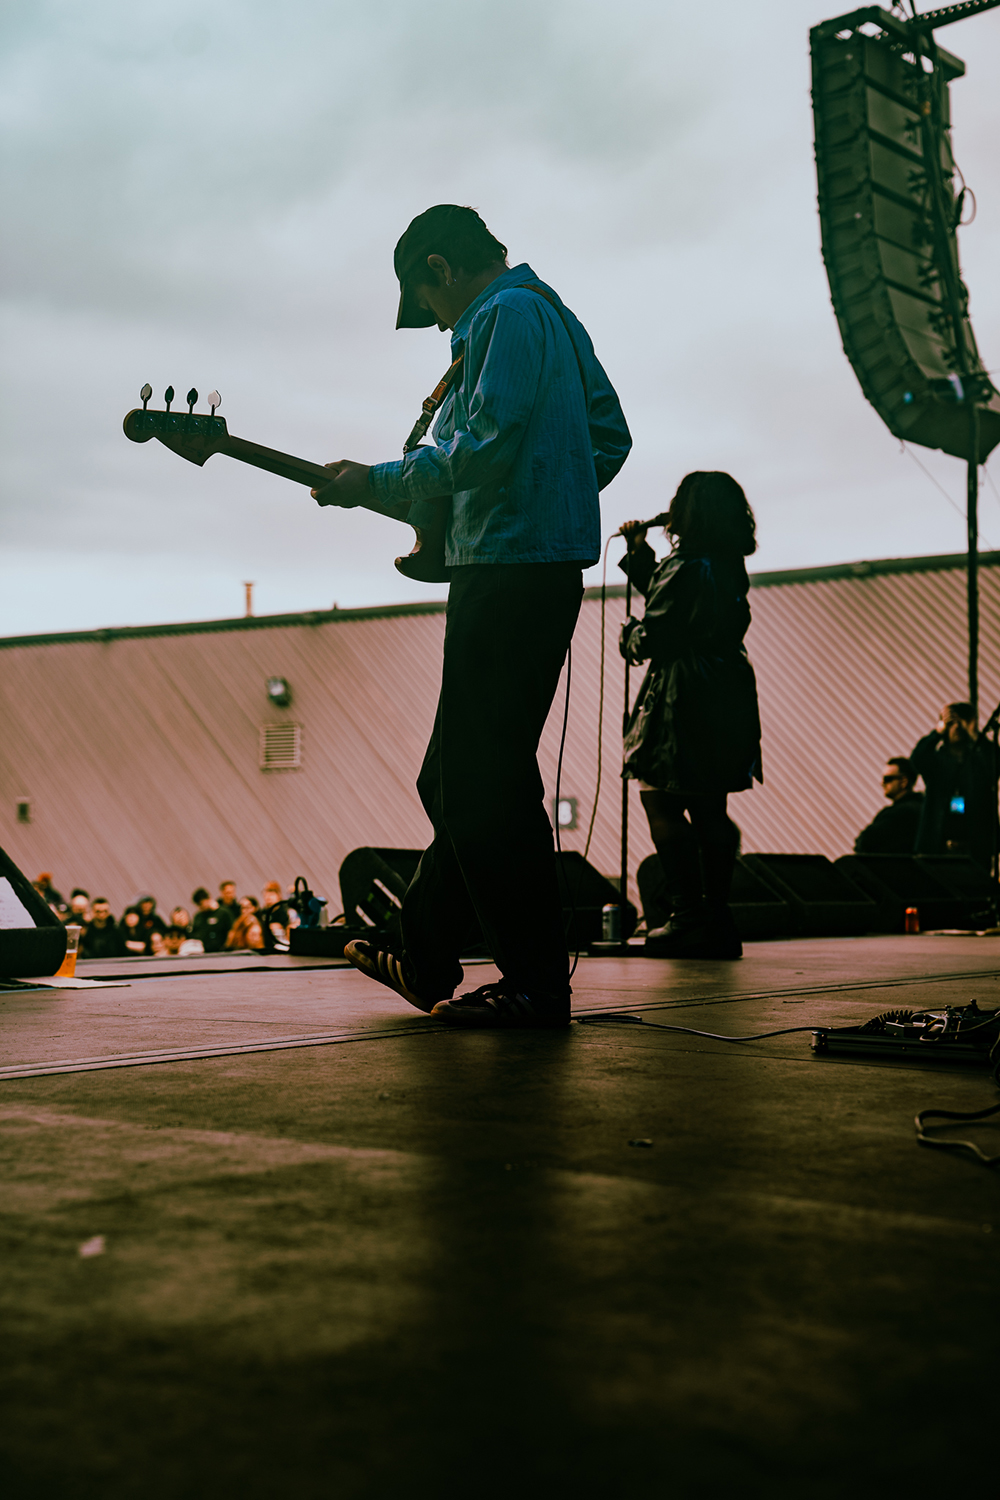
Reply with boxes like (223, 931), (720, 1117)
(259, 723), (301, 770)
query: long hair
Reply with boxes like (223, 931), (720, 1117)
(665, 471), (757, 556)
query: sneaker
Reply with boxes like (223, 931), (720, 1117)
(431, 984), (570, 1029)
(343, 939), (435, 1013)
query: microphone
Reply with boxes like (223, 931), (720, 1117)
(614, 512), (670, 537)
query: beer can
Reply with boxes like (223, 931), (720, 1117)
(602, 904), (621, 942)
(904, 906), (920, 934)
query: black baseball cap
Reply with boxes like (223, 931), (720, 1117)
(393, 204), (507, 330)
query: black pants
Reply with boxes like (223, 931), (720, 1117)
(401, 562), (584, 1001)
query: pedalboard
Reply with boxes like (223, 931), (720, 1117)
(812, 1001), (1000, 1065)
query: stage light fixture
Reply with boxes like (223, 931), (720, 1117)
(266, 676), (291, 707)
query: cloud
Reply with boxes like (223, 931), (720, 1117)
(1, 0), (999, 634)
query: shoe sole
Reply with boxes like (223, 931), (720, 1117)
(343, 940), (433, 1012)
(430, 1000), (570, 1029)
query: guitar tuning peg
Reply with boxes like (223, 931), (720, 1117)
(140, 383), (152, 410)
(207, 390), (221, 416)
(164, 386), (175, 412)
(186, 387), (198, 414)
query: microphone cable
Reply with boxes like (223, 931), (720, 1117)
(553, 640), (582, 978)
(582, 533), (616, 862)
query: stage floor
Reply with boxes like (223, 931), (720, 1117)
(1, 936), (999, 1496)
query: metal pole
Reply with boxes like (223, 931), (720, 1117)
(620, 549), (633, 945)
(967, 400), (980, 715)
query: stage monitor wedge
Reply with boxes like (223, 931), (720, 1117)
(741, 853), (877, 937)
(811, 6), (1000, 461)
(835, 852), (977, 931)
(0, 845), (67, 978)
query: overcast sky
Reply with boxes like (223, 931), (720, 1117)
(2, 0), (999, 635)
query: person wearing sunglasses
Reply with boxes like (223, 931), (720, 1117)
(853, 757), (923, 855)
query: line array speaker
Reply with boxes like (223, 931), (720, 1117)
(810, 7), (1000, 461)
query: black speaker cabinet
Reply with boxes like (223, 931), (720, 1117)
(0, 845), (68, 977)
(834, 853), (981, 932)
(741, 854), (876, 938)
(338, 847), (423, 929)
(335, 845), (636, 954)
(337, 846), (485, 954)
(556, 851), (637, 945)
(914, 855), (998, 927)
(730, 858), (795, 942)
(290, 924), (371, 959)
(636, 853), (791, 942)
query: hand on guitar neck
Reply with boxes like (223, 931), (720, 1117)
(123, 392), (450, 584)
(310, 460), (378, 511)
(310, 458), (449, 583)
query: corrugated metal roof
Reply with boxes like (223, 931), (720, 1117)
(0, 553), (996, 917)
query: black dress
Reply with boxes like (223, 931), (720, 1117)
(620, 543), (762, 796)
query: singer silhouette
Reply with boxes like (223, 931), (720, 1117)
(619, 471), (762, 959)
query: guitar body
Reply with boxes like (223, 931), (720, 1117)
(123, 406), (449, 584)
(393, 507), (449, 583)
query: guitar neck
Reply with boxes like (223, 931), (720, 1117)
(220, 434), (333, 489)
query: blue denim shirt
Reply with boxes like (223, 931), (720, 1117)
(368, 263), (631, 566)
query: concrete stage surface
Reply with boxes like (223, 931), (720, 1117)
(1, 935), (999, 1498)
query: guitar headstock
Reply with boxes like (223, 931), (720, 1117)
(123, 386), (228, 468)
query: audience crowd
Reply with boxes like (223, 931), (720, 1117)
(31, 876), (304, 960)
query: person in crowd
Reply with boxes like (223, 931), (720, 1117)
(120, 906), (147, 954)
(170, 906), (192, 933)
(67, 889), (91, 925)
(34, 873), (67, 916)
(79, 898), (126, 960)
(912, 702), (999, 869)
(854, 757), (924, 854)
(191, 888), (233, 953)
(318, 203), (630, 1028)
(618, 471), (762, 960)
(225, 897), (264, 951)
(134, 895), (167, 954)
(156, 924), (204, 958)
(260, 881), (293, 948)
(218, 881), (241, 923)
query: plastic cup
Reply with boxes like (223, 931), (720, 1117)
(55, 925), (82, 978)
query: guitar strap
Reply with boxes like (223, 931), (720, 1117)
(402, 355), (464, 454)
(401, 284), (586, 457)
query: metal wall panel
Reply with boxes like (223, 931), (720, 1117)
(0, 557), (996, 917)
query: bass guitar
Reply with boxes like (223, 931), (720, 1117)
(122, 380), (456, 583)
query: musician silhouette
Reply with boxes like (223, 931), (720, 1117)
(312, 204), (631, 1027)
